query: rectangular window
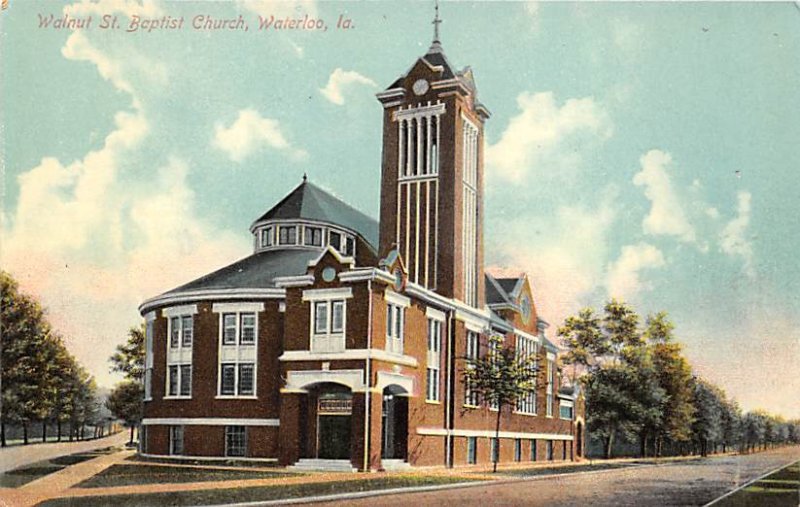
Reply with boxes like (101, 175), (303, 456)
(144, 320), (153, 400)
(223, 313), (237, 345)
(311, 299), (346, 353)
(464, 331), (479, 406)
(490, 438), (499, 463)
(168, 365), (179, 396)
(170, 317), (180, 348)
(314, 302), (328, 334)
(560, 403), (574, 420)
(279, 226), (297, 245)
(225, 426), (246, 457)
(331, 301), (344, 333)
(169, 425), (184, 455)
(515, 439), (522, 462)
(217, 309), (259, 398)
(240, 313), (256, 344)
(181, 316), (193, 347)
(563, 441), (567, 460)
(238, 363), (255, 395)
(426, 318), (441, 402)
(531, 439), (537, 461)
(260, 227), (272, 247)
(547, 440), (554, 461)
(546, 358), (555, 417)
(386, 303), (404, 355)
(179, 364), (192, 396)
(344, 236), (355, 256)
(304, 226), (323, 246)
(221, 363), (236, 395)
(515, 335), (537, 415)
(467, 437), (477, 464)
(329, 231), (342, 251)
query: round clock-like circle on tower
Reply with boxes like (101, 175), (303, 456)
(520, 294), (531, 324)
(412, 79), (430, 96)
(393, 267), (406, 292)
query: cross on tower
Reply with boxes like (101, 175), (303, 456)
(432, 0), (442, 43)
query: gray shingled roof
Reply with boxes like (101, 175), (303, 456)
(496, 278), (521, 298)
(165, 249), (320, 294)
(485, 273), (515, 307)
(253, 179), (379, 249)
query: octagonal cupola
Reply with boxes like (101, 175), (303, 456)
(249, 176), (378, 259)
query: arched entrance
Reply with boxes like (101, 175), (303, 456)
(381, 385), (409, 460)
(576, 422), (583, 458)
(312, 383), (353, 460)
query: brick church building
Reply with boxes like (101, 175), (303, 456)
(138, 16), (585, 472)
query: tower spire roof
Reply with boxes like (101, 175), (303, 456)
(429, 0), (443, 54)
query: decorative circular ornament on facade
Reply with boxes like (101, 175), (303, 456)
(322, 267), (337, 282)
(393, 267), (406, 292)
(412, 79), (430, 96)
(520, 294), (531, 324)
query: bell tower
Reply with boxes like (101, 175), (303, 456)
(376, 3), (490, 307)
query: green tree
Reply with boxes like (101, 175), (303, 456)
(106, 381), (143, 445)
(645, 312), (695, 456)
(110, 325), (145, 382)
(691, 379), (724, 456)
(462, 334), (539, 472)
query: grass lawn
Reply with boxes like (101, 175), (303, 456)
(0, 447), (119, 488)
(714, 461), (799, 507)
(76, 464), (298, 488)
(41, 475), (482, 506)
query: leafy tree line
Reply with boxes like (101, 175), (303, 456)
(559, 299), (800, 459)
(1, 271), (104, 446)
(107, 325), (144, 445)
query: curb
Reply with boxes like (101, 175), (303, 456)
(199, 461), (660, 507)
(703, 458), (800, 506)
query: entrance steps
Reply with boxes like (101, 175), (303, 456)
(289, 459), (358, 473)
(381, 459), (412, 471)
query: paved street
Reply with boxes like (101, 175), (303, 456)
(0, 431), (128, 474)
(308, 446), (800, 507)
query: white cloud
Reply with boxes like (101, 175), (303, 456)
(62, 31), (136, 98)
(3, 27), (247, 389)
(606, 242), (666, 300)
(486, 91), (611, 183)
(319, 68), (377, 106)
(213, 109), (307, 163)
(633, 149), (696, 243)
(488, 192), (617, 326)
(720, 191), (755, 278)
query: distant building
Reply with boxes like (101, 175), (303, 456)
(138, 17), (584, 471)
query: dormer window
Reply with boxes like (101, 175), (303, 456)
(344, 236), (355, 256)
(304, 226), (323, 247)
(260, 227), (273, 248)
(279, 225), (297, 245)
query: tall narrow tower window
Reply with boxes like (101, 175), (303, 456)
(394, 103), (445, 289)
(462, 116), (479, 307)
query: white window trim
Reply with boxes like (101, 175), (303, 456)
(309, 298), (347, 354)
(302, 287), (353, 302)
(164, 309), (194, 400)
(384, 290), (410, 308)
(464, 331), (480, 407)
(426, 317), (442, 402)
(386, 302), (405, 355)
(163, 304), (199, 318)
(215, 304), (262, 398)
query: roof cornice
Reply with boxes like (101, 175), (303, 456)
(139, 288), (285, 315)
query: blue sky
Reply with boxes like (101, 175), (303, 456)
(2, 1), (798, 418)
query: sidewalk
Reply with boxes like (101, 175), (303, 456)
(0, 448), (135, 507)
(0, 432), (128, 474)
